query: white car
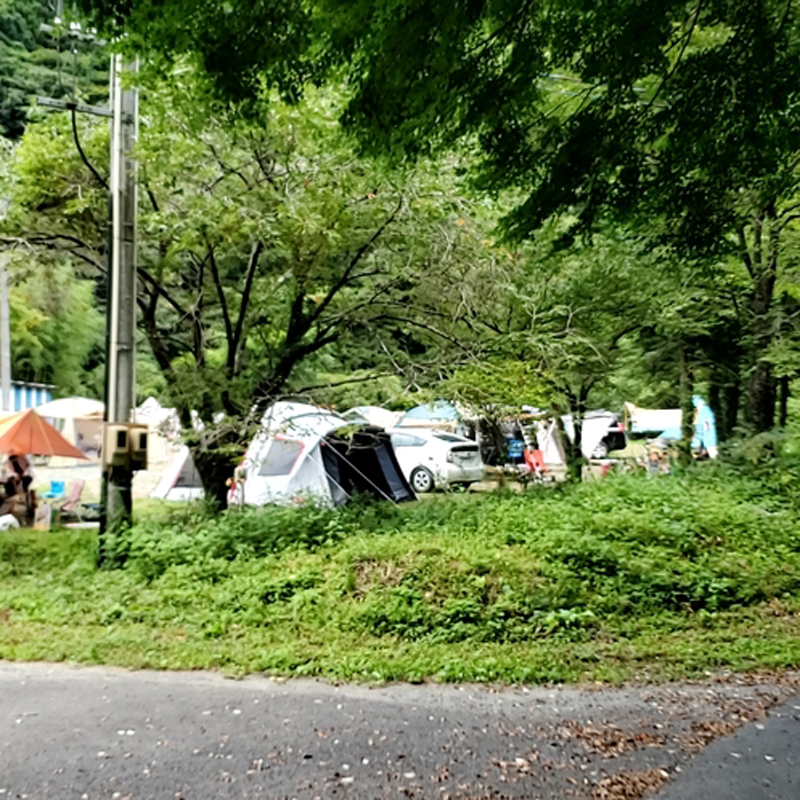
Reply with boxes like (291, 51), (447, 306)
(389, 428), (484, 493)
(561, 411), (627, 459)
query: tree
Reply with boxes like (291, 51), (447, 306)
(421, 215), (665, 479)
(1, 75), (480, 503)
(83, 0), (800, 436)
(7, 256), (105, 395)
(1, 0), (108, 139)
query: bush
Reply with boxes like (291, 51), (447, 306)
(2, 471), (800, 682)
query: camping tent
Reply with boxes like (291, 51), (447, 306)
(397, 400), (463, 430)
(35, 396), (104, 464)
(657, 396), (718, 456)
(623, 402), (682, 434)
(235, 402), (414, 507)
(342, 406), (401, 429)
(624, 397), (718, 457)
(149, 445), (204, 501)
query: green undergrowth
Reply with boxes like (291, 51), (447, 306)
(1, 468), (800, 683)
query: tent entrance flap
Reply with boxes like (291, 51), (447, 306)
(321, 428), (415, 503)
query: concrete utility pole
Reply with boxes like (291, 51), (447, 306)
(36, 12), (140, 554)
(101, 55), (139, 540)
(0, 197), (11, 413)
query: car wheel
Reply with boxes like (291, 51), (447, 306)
(591, 440), (609, 459)
(411, 467), (435, 493)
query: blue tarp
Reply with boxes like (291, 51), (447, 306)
(400, 400), (460, 424)
(659, 396), (717, 449)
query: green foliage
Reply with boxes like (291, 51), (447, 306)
(2, 472), (800, 682)
(86, 0), (800, 434)
(7, 257), (105, 395)
(722, 431), (800, 499)
(4, 74), (480, 402)
(0, 0), (108, 139)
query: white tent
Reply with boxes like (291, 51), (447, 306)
(236, 402), (349, 507)
(149, 445), (204, 501)
(623, 402), (682, 434)
(342, 405), (401, 429)
(35, 396), (104, 464)
(235, 401), (415, 508)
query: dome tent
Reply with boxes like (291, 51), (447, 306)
(234, 402), (414, 507)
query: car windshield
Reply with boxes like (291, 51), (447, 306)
(432, 432), (467, 443)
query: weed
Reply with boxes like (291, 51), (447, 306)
(1, 471), (799, 683)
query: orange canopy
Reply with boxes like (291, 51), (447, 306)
(0, 409), (88, 459)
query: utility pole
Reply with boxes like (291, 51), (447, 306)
(0, 253), (11, 413)
(35, 10), (139, 558)
(101, 54), (139, 546)
(0, 198), (11, 413)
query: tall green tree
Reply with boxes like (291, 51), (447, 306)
(6, 256), (105, 395)
(1, 0), (107, 139)
(83, 0), (800, 436)
(2, 76), (479, 502)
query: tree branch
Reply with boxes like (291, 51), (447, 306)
(309, 198), (404, 326)
(230, 240), (264, 374)
(71, 108), (109, 190)
(642, 0), (704, 113)
(136, 266), (189, 317)
(738, 226), (755, 279)
(2, 233), (106, 272)
(292, 371), (396, 395)
(205, 243), (234, 367)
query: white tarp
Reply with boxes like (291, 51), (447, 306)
(624, 402), (682, 434)
(342, 406), (401, 429)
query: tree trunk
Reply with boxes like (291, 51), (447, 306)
(778, 375), (790, 428)
(188, 427), (247, 510)
(745, 211), (778, 432)
(747, 357), (776, 433)
(677, 346), (694, 466)
(722, 383), (741, 442)
(555, 414), (580, 483)
(568, 417), (584, 482)
(563, 386), (589, 482)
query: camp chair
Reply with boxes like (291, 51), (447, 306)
(40, 480), (66, 500)
(56, 479), (86, 523)
(523, 448), (548, 484)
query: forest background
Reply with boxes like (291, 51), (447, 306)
(1, 0), (800, 498)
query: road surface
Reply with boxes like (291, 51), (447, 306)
(1, 662), (798, 799)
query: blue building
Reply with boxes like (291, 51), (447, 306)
(8, 381), (53, 412)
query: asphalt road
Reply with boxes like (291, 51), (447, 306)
(1, 662), (798, 799)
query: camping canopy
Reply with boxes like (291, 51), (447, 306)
(237, 402), (414, 507)
(35, 396), (104, 461)
(398, 400), (460, 428)
(35, 396), (104, 419)
(0, 409), (87, 459)
(658, 396), (718, 452)
(623, 402), (682, 434)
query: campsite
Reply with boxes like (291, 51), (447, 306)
(3, 9), (800, 798)
(0, 391), (724, 522)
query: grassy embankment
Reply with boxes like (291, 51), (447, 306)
(1, 468), (799, 684)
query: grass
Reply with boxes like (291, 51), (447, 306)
(1, 467), (800, 684)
